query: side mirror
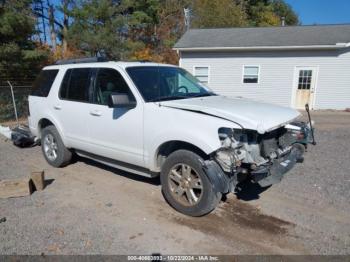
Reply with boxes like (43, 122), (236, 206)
(108, 93), (136, 108)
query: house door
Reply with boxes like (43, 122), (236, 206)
(294, 67), (317, 109)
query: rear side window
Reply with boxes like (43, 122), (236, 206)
(31, 69), (59, 97)
(59, 68), (91, 102)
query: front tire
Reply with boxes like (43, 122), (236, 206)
(41, 125), (72, 167)
(160, 150), (222, 216)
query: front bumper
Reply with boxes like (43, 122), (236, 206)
(250, 148), (299, 187)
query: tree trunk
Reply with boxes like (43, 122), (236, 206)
(39, 0), (47, 43)
(48, 2), (57, 51)
(62, 0), (69, 56)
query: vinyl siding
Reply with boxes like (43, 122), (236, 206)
(179, 49), (350, 110)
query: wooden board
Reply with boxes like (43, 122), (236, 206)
(0, 178), (33, 198)
(30, 171), (45, 191)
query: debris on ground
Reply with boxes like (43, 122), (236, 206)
(11, 125), (37, 148)
(0, 177), (33, 198)
(0, 124), (37, 147)
(0, 125), (12, 139)
(0, 217), (6, 224)
(31, 171), (45, 191)
(0, 171), (46, 198)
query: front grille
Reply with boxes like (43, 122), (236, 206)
(259, 127), (294, 158)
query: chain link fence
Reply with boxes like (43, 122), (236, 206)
(0, 79), (33, 123)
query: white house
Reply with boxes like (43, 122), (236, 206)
(174, 24), (350, 110)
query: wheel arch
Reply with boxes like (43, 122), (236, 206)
(153, 140), (212, 172)
(37, 117), (67, 146)
(38, 118), (54, 135)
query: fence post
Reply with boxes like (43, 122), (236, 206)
(7, 81), (19, 127)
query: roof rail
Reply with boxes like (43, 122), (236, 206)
(54, 57), (108, 65)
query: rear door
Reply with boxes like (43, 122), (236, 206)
(86, 67), (144, 167)
(54, 68), (93, 150)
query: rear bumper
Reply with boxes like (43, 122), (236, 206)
(250, 148), (299, 187)
(27, 116), (38, 137)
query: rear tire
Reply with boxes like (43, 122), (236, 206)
(41, 125), (72, 167)
(160, 150), (222, 216)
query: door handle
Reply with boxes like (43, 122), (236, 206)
(54, 105), (62, 110)
(90, 110), (102, 117)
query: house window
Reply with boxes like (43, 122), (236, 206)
(298, 70), (312, 90)
(243, 66), (259, 83)
(194, 66), (209, 83)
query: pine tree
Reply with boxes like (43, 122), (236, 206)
(67, 0), (131, 59)
(0, 0), (48, 80)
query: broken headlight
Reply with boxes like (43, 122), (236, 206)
(216, 128), (246, 172)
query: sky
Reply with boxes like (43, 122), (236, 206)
(285, 0), (350, 25)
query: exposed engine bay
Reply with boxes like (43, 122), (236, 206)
(214, 121), (313, 187)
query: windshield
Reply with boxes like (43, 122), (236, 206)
(126, 66), (215, 102)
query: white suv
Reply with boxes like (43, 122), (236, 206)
(28, 58), (314, 216)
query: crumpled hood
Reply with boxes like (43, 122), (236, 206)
(160, 96), (300, 134)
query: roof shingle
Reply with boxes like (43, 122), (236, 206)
(174, 24), (350, 49)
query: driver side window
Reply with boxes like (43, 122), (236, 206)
(93, 68), (135, 105)
(177, 74), (201, 94)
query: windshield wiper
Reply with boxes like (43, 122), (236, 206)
(190, 92), (216, 98)
(149, 93), (216, 102)
(149, 95), (187, 102)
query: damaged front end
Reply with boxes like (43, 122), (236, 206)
(211, 119), (315, 191)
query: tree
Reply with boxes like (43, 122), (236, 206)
(0, 0), (48, 81)
(126, 0), (161, 59)
(32, 0), (47, 43)
(67, 0), (164, 60)
(246, 0), (299, 26)
(271, 0), (299, 25)
(67, 0), (132, 59)
(31, 0), (76, 58)
(247, 1), (280, 26)
(191, 0), (248, 28)
(130, 0), (191, 64)
(24, 0), (300, 65)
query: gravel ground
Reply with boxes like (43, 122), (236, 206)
(0, 111), (349, 255)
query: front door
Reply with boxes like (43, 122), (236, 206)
(294, 67), (317, 109)
(86, 67), (144, 167)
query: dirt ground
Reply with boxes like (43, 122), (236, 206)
(0, 111), (349, 255)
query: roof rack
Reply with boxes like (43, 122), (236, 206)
(54, 57), (108, 65)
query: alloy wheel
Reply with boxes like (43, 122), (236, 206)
(43, 133), (58, 161)
(168, 164), (203, 206)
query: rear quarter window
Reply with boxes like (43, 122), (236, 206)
(31, 69), (59, 97)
